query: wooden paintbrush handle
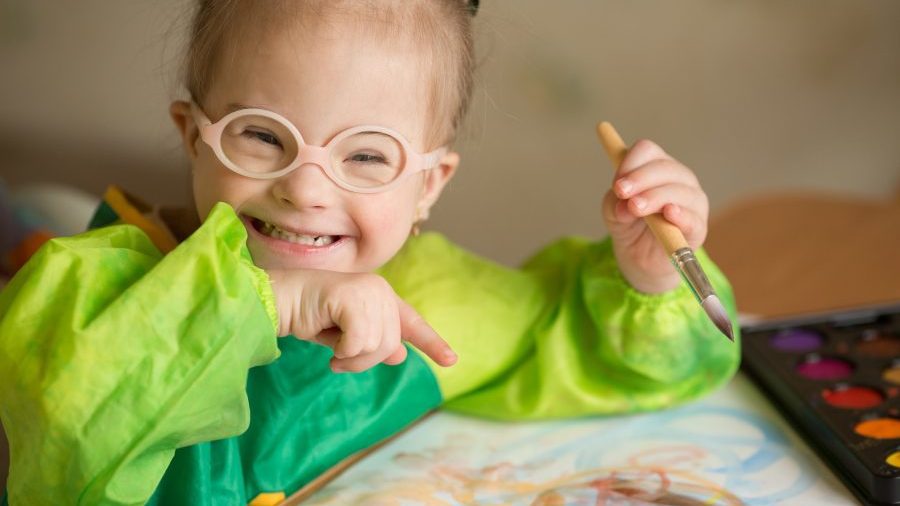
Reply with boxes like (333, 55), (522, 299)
(595, 121), (689, 254)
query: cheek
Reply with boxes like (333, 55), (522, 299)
(353, 189), (419, 266)
(361, 200), (414, 241)
(191, 154), (261, 219)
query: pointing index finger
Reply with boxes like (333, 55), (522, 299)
(397, 298), (457, 367)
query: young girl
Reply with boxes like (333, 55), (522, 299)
(0, 0), (739, 504)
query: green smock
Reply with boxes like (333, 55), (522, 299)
(0, 191), (740, 505)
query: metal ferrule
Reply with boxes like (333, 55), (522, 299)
(671, 247), (716, 303)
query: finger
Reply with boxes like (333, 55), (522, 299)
(332, 331), (403, 372)
(356, 305), (383, 355)
(312, 327), (342, 349)
(379, 297), (403, 364)
(332, 334), (361, 359)
(332, 317), (369, 359)
(615, 198), (641, 225)
(332, 301), (381, 359)
(616, 139), (671, 178)
(332, 334), (406, 372)
(382, 345), (408, 366)
(330, 352), (382, 373)
(613, 159), (699, 200)
(329, 297), (417, 372)
(331, 304), (386, 372)
(624, 183), (709, 219)
(601, 188), (618, 223)
(662, 204), (707, 247)
(602, 188), (639, 227)
(397, 298), (457, 367)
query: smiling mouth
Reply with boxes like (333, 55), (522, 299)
(250, 218), (340, 247)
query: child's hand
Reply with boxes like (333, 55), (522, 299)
(267, 269), (457, 372)
(601, 139), (709, 294)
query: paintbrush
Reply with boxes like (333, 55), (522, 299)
(595, 121), (734, 341)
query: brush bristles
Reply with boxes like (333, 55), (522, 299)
(701, 295), (735, 341)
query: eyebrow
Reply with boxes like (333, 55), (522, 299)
(225, 102), (265, 113)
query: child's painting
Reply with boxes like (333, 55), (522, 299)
(304, 374), (855, 505)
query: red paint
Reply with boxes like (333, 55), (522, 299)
(822, 386), (884, 409)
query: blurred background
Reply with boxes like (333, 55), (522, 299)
(1, 0), (899, 266)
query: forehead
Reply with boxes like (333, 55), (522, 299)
(206, 15), (433, 147)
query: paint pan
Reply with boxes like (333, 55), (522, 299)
(884, 360), (900, 386)
(741, 303), (900, 505)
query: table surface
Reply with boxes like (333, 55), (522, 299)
(705, 191), (900, 319)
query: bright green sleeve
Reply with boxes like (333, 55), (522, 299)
(0, 203), (279, 505)
(380, 233), (740, 420)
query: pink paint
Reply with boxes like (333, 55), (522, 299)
(795, 356), (854, 380)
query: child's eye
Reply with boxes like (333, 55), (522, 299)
(246, 130), (282, 147)
(349, 153), (387, 164)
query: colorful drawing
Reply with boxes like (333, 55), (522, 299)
(305, 374), (855, 505)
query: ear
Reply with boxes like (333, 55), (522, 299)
(417, 151), (460, 218)
(169, 100), (201, 159)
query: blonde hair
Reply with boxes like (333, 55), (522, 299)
(182, 0), (476, 147)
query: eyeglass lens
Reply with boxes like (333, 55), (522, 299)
(220, 113), (408, 188)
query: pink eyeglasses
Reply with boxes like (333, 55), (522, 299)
(191, 103), (447, 194)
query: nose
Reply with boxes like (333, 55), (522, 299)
(271, 159), (338, 210)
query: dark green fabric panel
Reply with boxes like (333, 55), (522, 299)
(147, 338), (441, 504)
(87, 201), (119, 230)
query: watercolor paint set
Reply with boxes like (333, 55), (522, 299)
(741, 303), (900, 505)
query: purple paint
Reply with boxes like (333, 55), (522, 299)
(796, 356), (855, 380)
(769, 329), (824, 352)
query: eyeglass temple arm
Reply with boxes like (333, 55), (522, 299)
(189, 102), (218, 146)
(420, 147), (449, 172)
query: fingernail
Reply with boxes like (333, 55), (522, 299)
(331, 365), (344, 373)
(631, 197), (646, 210)
(616, 179), (632, 197)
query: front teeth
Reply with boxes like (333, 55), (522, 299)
(259, 221), (336, 246)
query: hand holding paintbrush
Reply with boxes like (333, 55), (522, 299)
(595, 122), (734, 340)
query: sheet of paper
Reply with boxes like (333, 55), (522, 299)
(304, 373), (856, 505)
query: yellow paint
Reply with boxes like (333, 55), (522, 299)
(882, 367), (900, 385)
(886, 451), (900, 468)
(247, 491), (286, 506)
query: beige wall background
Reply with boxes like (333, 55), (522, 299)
(1, 0), (898, 266)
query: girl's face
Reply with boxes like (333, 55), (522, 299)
(171, 21), (457, 272)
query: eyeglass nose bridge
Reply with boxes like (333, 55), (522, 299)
(281, 144), (334, 178)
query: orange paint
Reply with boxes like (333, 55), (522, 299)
(854, 418), (900, 439)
